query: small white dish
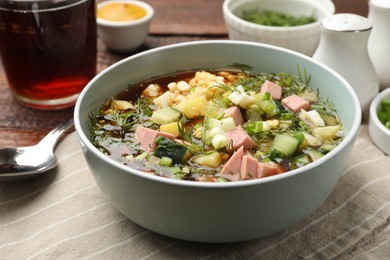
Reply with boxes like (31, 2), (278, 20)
(97, 0), (154, 53)
(369, 87), (390, 155)
(222, 0), (335, 56)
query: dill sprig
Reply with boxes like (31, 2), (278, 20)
(177, 118), (209, 154)
(110, 110), (134, 129)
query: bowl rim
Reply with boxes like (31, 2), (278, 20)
(74, 40), (361, 189)
(370, 88), (390, 137)
(223, 0), (335, 31)
(97, 0), (154, 27)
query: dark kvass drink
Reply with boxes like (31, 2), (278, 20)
(0, 0), (97, 109)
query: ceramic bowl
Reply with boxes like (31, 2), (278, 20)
(369, 88), (390, 155)
(97, 0), (154, 53)
(74, 40), (361, 243)
(223, 0), (335, 56)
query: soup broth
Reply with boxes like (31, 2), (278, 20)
(90, 68), (343, 182)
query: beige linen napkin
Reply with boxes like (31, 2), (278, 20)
(1, 125), (389, 259)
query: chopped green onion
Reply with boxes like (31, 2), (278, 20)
(159, 157), (173, 166)
(378, 98), (390, 130)
(245, 121), (264, 134)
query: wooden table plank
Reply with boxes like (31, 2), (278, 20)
(333, 0), (369, 16)
(148, 0), (227, 35)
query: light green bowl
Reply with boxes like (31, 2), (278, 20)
(74, 40), (361, 243)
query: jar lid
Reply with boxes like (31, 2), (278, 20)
(371, 0), (390, 9)
(321, 13), (372, 32)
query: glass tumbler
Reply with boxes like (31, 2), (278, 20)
(0, 0), (97, 110)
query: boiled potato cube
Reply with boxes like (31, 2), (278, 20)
(177, 96), (208, 119)
(160, 122), (181, 137)
(193, 152), (222, 168)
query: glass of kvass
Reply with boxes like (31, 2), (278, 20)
(0, 0), (97, 110)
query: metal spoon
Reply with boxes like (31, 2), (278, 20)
(0, 119), (74, 181)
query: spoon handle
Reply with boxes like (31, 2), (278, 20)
(37, 119), (74, 151)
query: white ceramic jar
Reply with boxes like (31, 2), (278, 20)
(312, 13), (379, 113)
(368, 0), (390, 89)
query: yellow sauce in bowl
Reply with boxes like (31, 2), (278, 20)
(97, 3), (147, 22)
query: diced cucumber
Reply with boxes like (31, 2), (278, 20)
(291, 154), (311, 169)
(304, 148), (324, 161)
(319, 143), (337, 152)
(271, 133), (300, 157)
(291, 147), (324, 169)
(151, 107), (181, 125)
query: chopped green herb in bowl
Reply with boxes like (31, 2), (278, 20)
(242, 9), (316, 27)
(377, 98), (390, 130)
(223, 0), (335, 58)
(369, 87), (390, 156)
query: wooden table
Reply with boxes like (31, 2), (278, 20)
(0, 0), (368, 148)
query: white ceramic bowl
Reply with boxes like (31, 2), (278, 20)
(97, 0), (154, 52)
(223, 0), (335, 56)
(74, 40), (361, 243)
(369, 88), (390, 155)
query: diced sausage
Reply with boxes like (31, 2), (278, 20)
(260, 80), (282, 100)
(220, 146), (244, 181)
(257, 162), (286, 178)
(135, 126), (175, 152)
(240, 154), (258, 180)
(225, 125), (258, 150)
(224, 106), (244, 125)
(282, 95), (310, 112)
(220, 146), (286, 181)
